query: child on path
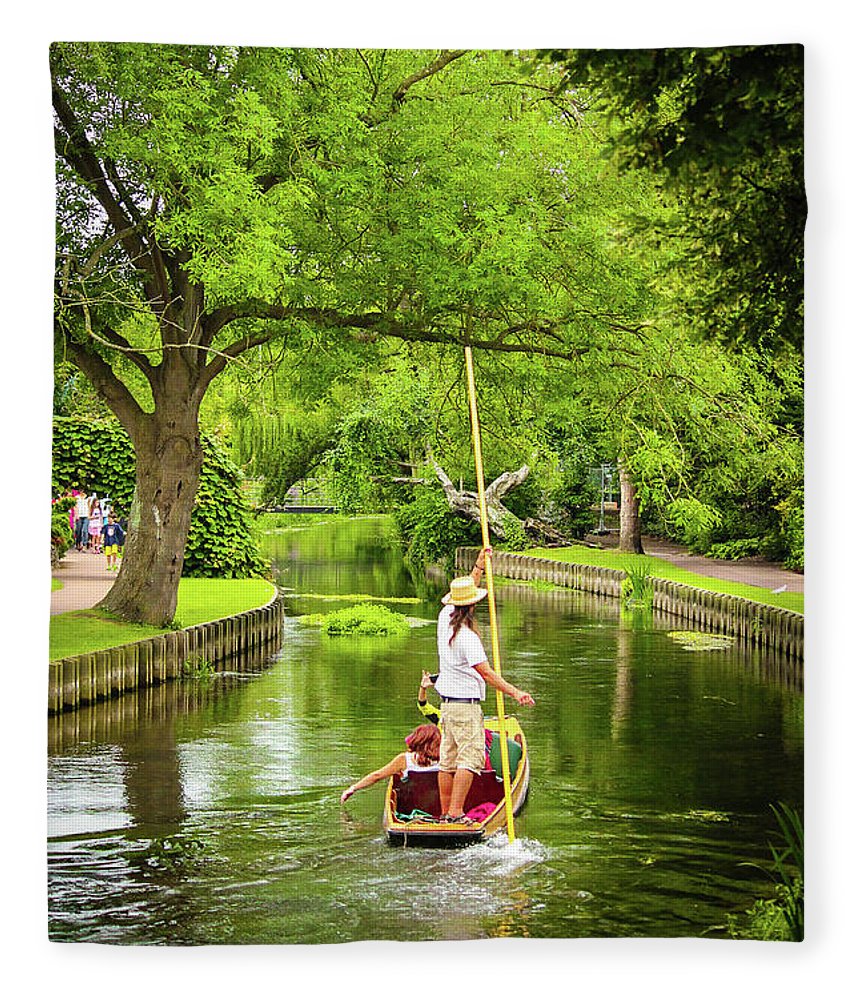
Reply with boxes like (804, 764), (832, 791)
(102, 513), (126, 571)
(88, 499), (103, 553)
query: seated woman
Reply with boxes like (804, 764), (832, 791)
(340, 724), (440, 804)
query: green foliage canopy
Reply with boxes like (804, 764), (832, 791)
(551, 45), (805, 351)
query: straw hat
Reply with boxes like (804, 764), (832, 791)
(441, 576), (488, 606)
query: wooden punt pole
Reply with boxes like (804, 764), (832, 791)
(465, 344), (516, 844)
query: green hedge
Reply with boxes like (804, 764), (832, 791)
(52, 417), (136, 511)
(52, 417), (266, 578)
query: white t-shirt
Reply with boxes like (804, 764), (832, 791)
(435, 605), (487, 700)
(403, 752), (440, 776)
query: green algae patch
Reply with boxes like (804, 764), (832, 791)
(296, 613), (328, 627)
(299, 603), (412, 636)
(685, 809), (731, 823)
(667, 630), (735, 651)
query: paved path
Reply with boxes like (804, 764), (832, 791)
(51, 548), (117, 615)
(641, 535), (803, 593)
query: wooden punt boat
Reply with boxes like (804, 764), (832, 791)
(383, 716), (530, 846)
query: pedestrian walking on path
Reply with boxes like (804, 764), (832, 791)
(102, 514), (125, 571)
(73, 492), (90, 551)
(88, 498), (104, 553)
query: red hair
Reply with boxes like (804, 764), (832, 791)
(405, 724), (441, 766)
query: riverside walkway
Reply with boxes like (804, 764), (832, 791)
(641, 535), (803, 594)
(51, 548), (117, 614)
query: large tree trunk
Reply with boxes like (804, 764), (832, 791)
(618, 461), (644, 554)
(98, 377), (204, 626)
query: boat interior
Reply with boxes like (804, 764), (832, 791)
(391, 732), (524, 821)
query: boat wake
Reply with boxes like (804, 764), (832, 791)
(449, 834), (550, 877)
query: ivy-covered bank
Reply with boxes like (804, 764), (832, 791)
(52, 417), (265, 578)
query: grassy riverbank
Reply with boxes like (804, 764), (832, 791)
(49, 578), (276, 661)
(528, 545), (803, 613)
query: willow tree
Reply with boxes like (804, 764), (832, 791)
(53, 44), (650, 624)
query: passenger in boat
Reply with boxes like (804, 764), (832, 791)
(417, 670), (441, 724)
(436, 547), (535, 824)
(340, 724), (440, 804)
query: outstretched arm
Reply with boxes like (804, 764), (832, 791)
(341, 752), (407, 803)
(473, 661), (535, 706)
(418, 670), (435, 704)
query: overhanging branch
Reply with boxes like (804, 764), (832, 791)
(205, 300), (582, 362)
(53, 84), (170, 313)
(392, 50), (468, 106)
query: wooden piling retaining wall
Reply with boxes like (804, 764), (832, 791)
(455, 547), (803, 664)
(48, 592), (285, 715)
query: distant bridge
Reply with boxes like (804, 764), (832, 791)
(263, 502), (337, 514)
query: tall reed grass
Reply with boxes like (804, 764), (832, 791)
(621, 558), (654, 608)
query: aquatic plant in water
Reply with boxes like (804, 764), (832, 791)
(726, 803), (804, 941)
(181, 656), (214, 678)
(299, 603), (412, 636)
(621, 559), (654, 608)
(668, 631), (734, 651)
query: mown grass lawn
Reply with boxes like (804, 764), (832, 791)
(527, 545), (803, 613)
(49, 577), (277, 661)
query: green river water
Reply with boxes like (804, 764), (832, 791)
(47, 515), (803, 943)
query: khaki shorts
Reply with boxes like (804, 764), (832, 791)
(439, 701), (485, 774)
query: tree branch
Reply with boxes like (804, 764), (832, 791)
(392, 50), (468, 106)
(200, 331), (277, 389)
(60, 333), (148, 433)
(53, 85), (170, 313)
(205, 300), (581, 361)
(486, 465), (531, 503)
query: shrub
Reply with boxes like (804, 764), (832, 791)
(726, 803), (803, 942)
(51, 500), (75, 563)
(706, 537), (761, 561)
(51, 503), (74, 549)
(500, 510), (528, 551)
(541, 459), (600, 539)
(182, 435), (267, 579)
(52, 417), (135, 510)
(774, 488), (804, 571)
(392, 486), (480, 575)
